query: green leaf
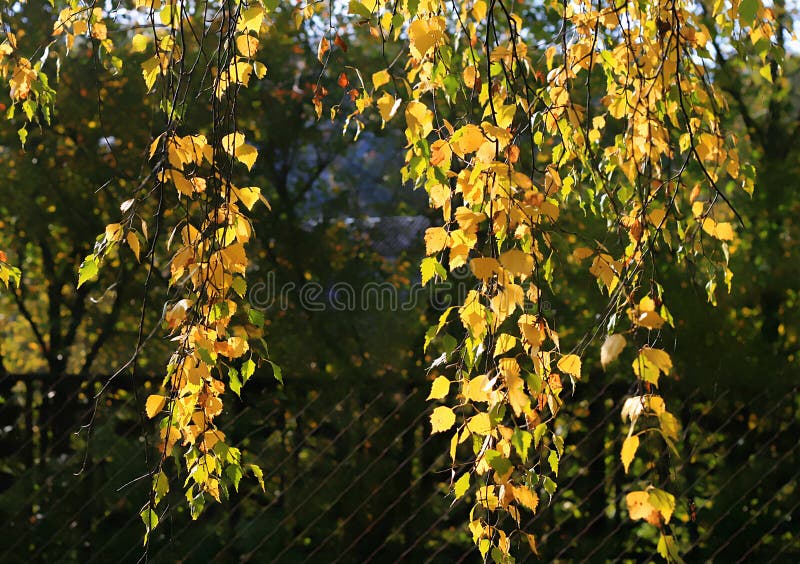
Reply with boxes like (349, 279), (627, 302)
(542, 475), (557, 496)
(229, 367), (242, 398)
(453, 472), (470, 499)
(225, 464), (243, 492)
(511, 429), (532, 463)
(232, 276), (247, 297)
(420, 256), (442, 285)
(547, 449), (559, 476)
(197, 347), (215, 366)
(248, 463), (265, 491)
(485, 450), (512, 476)
(739, 0), (758, 25)
(77, 256), (99, 287)
(657, 533), (685, 563)
(268, 360), (282, 384)
(533, 422), (547, 447)
(153, 471), (169, 504)
(241, 358), (256, 384)
(348, 0), (374, 19)
(22, 100), (36, 120)
(140, 507), (159, 544)
(248, 308), (265, 327)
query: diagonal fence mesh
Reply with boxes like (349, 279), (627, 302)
(0, 369), (797, 562)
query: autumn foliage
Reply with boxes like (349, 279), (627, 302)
(0, 0), (783, 560)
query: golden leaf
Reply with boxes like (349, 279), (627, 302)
(145, 395), (166, 419)
(408, 17), (445, 59)
(424, 227), (448, 255)
(430, 406), (455, 434)
(126, 231), (141, 262)
(626, 491), (660, 524)
(464, 374), (492, 403)
(427, 375), (451, 400)
(470, 257), (499, 281)
(643, 348), (672, 373)
(405, 101), (434, 140)
(621, 435), (639, 473)
(234, 143), (257, 170)
(557, 354), (581, 379)
(493, 333), (516, 357)
(499, 249), (533, 278)
(372, 69), (390, 89)
(231, 186), (262, 210)
(513, 485), (539, 512)
(466, 412), (492, 435)
(376, 92), (400, 124)
(237, 6), (264, 34)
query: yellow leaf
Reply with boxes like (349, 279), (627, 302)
(424, 227), (448, 255)
(235, 143), (257, 170)
(236, 34), (260, 57)
(470, 257), (499, 281)
(557, 354), (581, 379)
(253, 61), (267, 79)
(714, 221), (734, 240)
(659, 411), (681, 441)
(466, 412), (492, 435)
(126, 231), (141, 262)
(636, 310), (665, 329)
(648, 488), (676, 524)
(231, 185), (261, 210)
(513, 485), (539, 512)
(621, 435), (639, 473)
(427, 375), (451, 400)
(506, 372), (530, 417)
(408, 17), (445, 59)
(372, 69), (390, 89)
(639, 296), (656, 312)
(420, 256), (440, 285)
(626, 491), (660, 524)
(632, 348), (672, 386)
(518, 315), (544, 348)
(141, 56), (160, 91)
(642, 348), (672, 374)
(222, 131), (245, 154)
(463, 66), (477, 88)
(104, 223), (123, 242)
(430, 406), (455, 434)
(405, 100), (433, 140)
(166, 170), (194, 196)
(601, 334), (626, 368)
(452, 124), (484, 155)
(648, 396), (666, 415)
(493, 333), (516, 357)
(237, 6), (264, 33)
(131, 33), (148, 53)
(317, 36), (330, 62)
(499, 249), (533, 278)
(376, 92), (400, 124)
(464, 375), (492, 403)
(572, 246), (594, 261)
(145, 395), (166, 419)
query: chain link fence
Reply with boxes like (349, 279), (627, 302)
(0, 369), (797, 562)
